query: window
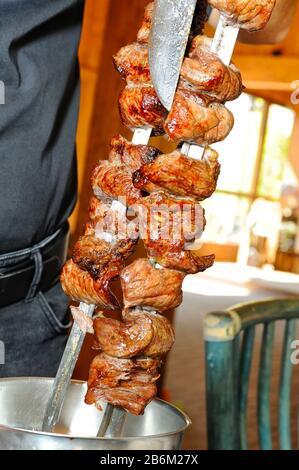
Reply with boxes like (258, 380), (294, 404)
(202, 94), (296, 245)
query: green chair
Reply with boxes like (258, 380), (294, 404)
(204, 298), (299, 450)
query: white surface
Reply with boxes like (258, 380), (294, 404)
(183, 262), (299, 296)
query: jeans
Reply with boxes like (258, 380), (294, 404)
(0, 230), (71, 378)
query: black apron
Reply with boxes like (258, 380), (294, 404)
(0, 0), (84, 254)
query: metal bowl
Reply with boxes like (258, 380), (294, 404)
(0, 378), (191, 450)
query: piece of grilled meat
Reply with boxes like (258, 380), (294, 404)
(91, 160), (142, 206)
(114, 38), (167, 135)
(137, 190), (206, 250)
(89, 196), (125, 233)
(164, 87), (234, 145)
(208, 0), (276, 32)
(93, 308), (175, 358)
(152, 250), (215, 274)
(108, 134), (160, 171)
(88, 196), (138, 243)
(118, 85), (167, 136)
(136, 191), (214, 273)
(60, 259), (120, 309)
(133, 147), (220, 200)
(72, 223), (138, 279)
(85, 353), (160, 415)
(181, 36), (243, 102)
(136, 2), (154, 44)
(113, 42), (150, 85)
(121, 258), (185, 313)
(114, 33), (240, 143)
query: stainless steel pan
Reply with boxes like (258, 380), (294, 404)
(0, 378), (191, 450)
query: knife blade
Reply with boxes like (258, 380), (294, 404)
(149, 0), (198, 111)
(149, 2), (239, 114)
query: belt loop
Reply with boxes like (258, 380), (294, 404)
(25, 248), (43, 303)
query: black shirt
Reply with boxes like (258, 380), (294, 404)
(0, 0), (84, 254)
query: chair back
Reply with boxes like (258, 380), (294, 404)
(204, 299), (299, 450)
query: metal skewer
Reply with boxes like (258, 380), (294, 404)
(97, 405), (127, 438)
(42, 302), (95, 432)
(42, 129), (152, 436)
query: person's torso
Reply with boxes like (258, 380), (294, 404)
(0, 0), (84, 254)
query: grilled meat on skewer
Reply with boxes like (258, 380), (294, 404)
(136, 190), (207, 263)
(109, 134), (160, 171)
(86, 354), (161, 389)
(118, 85), (167, 136)
(86, 381), (158, 416)
(115, 38), (238, 143)
(62, 1), (276, 418)
(114, 37), (167, 135)
(93, 309), (175, 358)
(88, 196), (139, 245)
(114, 36), (242, 103)
(88, 196), (126, 233)
(164, 88), (234, 145)
(121, 258), (185, 312)
(133, 147), (220, 200)
(61, 259), (120, 309)
(181, 36), (243, 102)
(85, 353), (160, 415)
(91, 160), (143, 205)
(93, 314), (154, 358)
(138, 191), (206, 243)
(152, 250), (215, 274)
(136, 191), (214, 273)
(113, 42), (150, 85)
(72, 223), (138, 279)
(208, 0), (276, 32)
(114, 3), (242, 144)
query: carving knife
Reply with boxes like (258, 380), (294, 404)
(149, 1), (239, 112)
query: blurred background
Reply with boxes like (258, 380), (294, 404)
(72, 0), (299, 450)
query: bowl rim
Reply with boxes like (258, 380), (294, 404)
(0, 377), (192, 441)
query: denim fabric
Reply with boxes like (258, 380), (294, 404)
(0, 228), (71, 377)
(0, 281), (70, 378)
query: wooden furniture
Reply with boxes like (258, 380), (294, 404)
(275, 251), (299, 275)
(204, 299), (299, 450)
